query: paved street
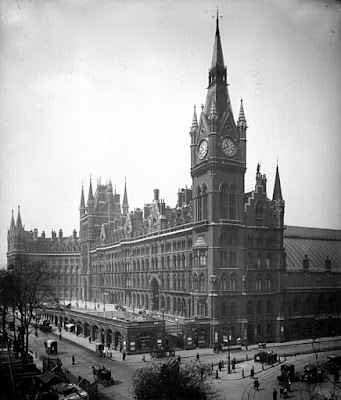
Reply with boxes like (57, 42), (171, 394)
(29, 302), (341, 399)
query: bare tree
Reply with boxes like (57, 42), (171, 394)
(4, 255), (55, 360)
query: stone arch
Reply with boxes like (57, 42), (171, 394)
(150, 277), (160, 311)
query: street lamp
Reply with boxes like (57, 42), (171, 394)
(241, 275), (247, 343)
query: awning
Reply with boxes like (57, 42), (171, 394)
(65, 323), (75, 329)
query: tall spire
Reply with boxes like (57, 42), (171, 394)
(273, 164), (283, 201)
(10, 210), (15, 232)
(79, 183), (85, 213)
(190, 105), (198, 132)
(122, 178), (129, 216)
(211, 10), (225, 70)
(204, 13), (229, 120)
(16, 205), (22, 231)
(238, 99), (247, 126)
(87, 175), (94, 203)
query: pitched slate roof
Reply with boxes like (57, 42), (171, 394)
(284, 226), (341, 272)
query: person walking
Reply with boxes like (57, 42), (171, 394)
(273, 388), (278, 400)
(72, 355), (75, 365)
(196, 352), (200, 361)
(283, 386), (288, 399)
(122, 351), (126, 361)
(59, 333), (62, 340)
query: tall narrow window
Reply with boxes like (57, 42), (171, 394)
(229, 184), (237, 220)
(220, 182), (228, 219)
(196, 187), (202, 221)
(202, 184), (208, 220)
(255, 201), (264, 226)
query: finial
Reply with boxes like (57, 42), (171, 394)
(257, 163), (260, 173)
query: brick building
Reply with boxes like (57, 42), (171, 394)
(7, 17), (341, 348)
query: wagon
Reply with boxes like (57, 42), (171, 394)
(93, 366), (114, 386)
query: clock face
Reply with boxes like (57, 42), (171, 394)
(198, 140), (208, 159)
(221, 137), (236, 156)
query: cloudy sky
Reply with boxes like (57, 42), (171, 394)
(0, 0), (340, 266)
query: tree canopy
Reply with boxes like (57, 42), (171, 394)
(132, 359), (217, 400)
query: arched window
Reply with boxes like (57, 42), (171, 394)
(220, 273), (227, 290)
(196, 186), (202, 221)
(257, 300), (262, 314)
(199, 273), (205, 291)
(266, 299), (272, 314)
(230, 302), (236, 316)
(202, 184), (208, 220)
(182, 274), (186, 290)
(229, 184), (237, 220)
(230, 273), (236, 290)
(266, 274), (272, 291)
(256, 275), (262, 291)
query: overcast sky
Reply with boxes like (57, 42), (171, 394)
(1, 0), (340, 266)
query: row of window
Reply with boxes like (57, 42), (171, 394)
(220, 299), (273, 316)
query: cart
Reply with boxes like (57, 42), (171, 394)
(93, 367), (114, 387)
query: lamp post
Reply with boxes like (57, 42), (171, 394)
(103, 292), (108, 318)
(209, 275), (217, 348)
(241, 275), (247, 343)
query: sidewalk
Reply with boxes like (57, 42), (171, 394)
(50, 300), (341, 382)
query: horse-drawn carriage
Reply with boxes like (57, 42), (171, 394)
(92, 366), (114, 387)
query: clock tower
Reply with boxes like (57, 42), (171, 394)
(189, 15), (248, 332)
(190, 15), (247, 225)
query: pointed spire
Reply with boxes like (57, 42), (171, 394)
(16, 205), (22, 231)
(122, 178), (129, 216)
(79, 183), (85, 210)
(273, 163), (283, 201)
(238, 99), (246, 124)
(10, 210), (15, 231)
(87, 175), (94, 203)
(190, 105), (198, 132)
(211, 10), (225, 69)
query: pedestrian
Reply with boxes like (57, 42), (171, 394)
(72, 355), (75, 365)
(89, 336), (91, 344)
(283, 386), (288, 399)
(245, 343), (248, 351)
(122, 351), (126, 361)
(253, 378), (259, 390)
(59, 333), (62, 340)
(218, 361), (222, 371)
(177, 355), (181, 364)
(279, 386), (284, 397)
(273, 388), (278, 400)
(196, 352), (200, 361)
